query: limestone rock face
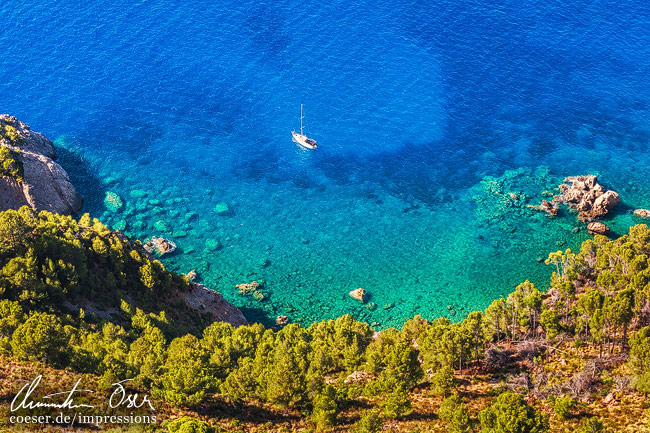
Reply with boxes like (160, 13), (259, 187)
(0, 115), (82, 215)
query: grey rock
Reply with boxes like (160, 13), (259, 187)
(0, 115), (82, 215)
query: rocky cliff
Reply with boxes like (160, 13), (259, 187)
(0, 115), (82, 214)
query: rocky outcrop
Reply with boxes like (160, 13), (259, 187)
(587, 221), (610, 236)
(143, 237), (177, 256)
(558, 175), (620, 222)
(349, 288), (366, 302)
(0, 115), (82, 215)
(178, 282), (247, 326)
(634, 209), (650, 218)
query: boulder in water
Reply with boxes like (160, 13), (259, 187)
(634, 209), (650, 218)
(349, 288), (366, 302)
(587, 222), (610, 236)
(558, 175), (620, 221)
(143, 237), (177, 256)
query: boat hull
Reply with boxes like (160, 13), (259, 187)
(292, 131), (317, 150)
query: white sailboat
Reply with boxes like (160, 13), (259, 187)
(292, 104), (317, 150)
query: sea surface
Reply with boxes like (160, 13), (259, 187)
(2, 0), (650, 327)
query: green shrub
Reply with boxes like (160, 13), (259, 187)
(11, 311), (68, 366)
(2, 124), (25, 146)
(0, 146), (23, 182)
(576, 417), (604, 433)
(167, 416), (214, 433)
(478, 392), (548, 433)
(431, 365), (455, 397)
(351, 410), (383, 433)
(551, 396), (576, 420)
(381, 388), (411, 419)
(154, 334), (210, 407)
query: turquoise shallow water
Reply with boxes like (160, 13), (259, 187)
(3, 0), (650, 327)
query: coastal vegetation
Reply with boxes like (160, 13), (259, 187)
(0, 146), (24, 182)
(1, 207), (650, 431)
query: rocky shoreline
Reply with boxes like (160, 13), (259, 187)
(0, 114), (248, 328)
(0, 115), (82, 215)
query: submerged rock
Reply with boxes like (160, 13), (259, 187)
(237, 281), (260, 295)
(587, 221), (610, 236)
(349, 288), (366, 302)
(528, 199), (559, 216)
(104, 192), (124, 212)
(113, 219), (127, 231)
(205, 238), (222, 251)
(129, 189), (148, 198)
(153, 219), (170, 232)
(0, 115), (82, 215)
(214, 202), (230, 215)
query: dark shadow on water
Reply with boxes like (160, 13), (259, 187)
(81, 107), (163, 157)
(55, 147), (107, 216)
(238, 306), (276, 328)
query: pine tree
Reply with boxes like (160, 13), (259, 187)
(11, 311), (68, 366)
(155, 334), (210, 407)
(127, 325), (167, 388)
(311, 385), (338, 431)
(439, 394), (471, 433)
(478, 392), (549, 433)
(629, 326), (650, 394)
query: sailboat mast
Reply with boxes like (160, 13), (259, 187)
(300, 104), (304, 135)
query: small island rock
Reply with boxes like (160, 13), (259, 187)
(558, 175), (620, 221)
(349, 288), (366, 302)
(634, 209), (650, 218)
(143, 237), (177, 256)
(587, 221), (610, 236)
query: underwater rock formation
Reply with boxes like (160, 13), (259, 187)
(237, 281), (260, 295)
(104, 191), (124, 212)
(558, 175), (620, 221)
(587, 221), (610, 235)
(0, 115), (82, 215)
(214, 202), (229, 215)
(527, 199), (558, 216)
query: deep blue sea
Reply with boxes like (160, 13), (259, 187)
(2, 0), (650, 327)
